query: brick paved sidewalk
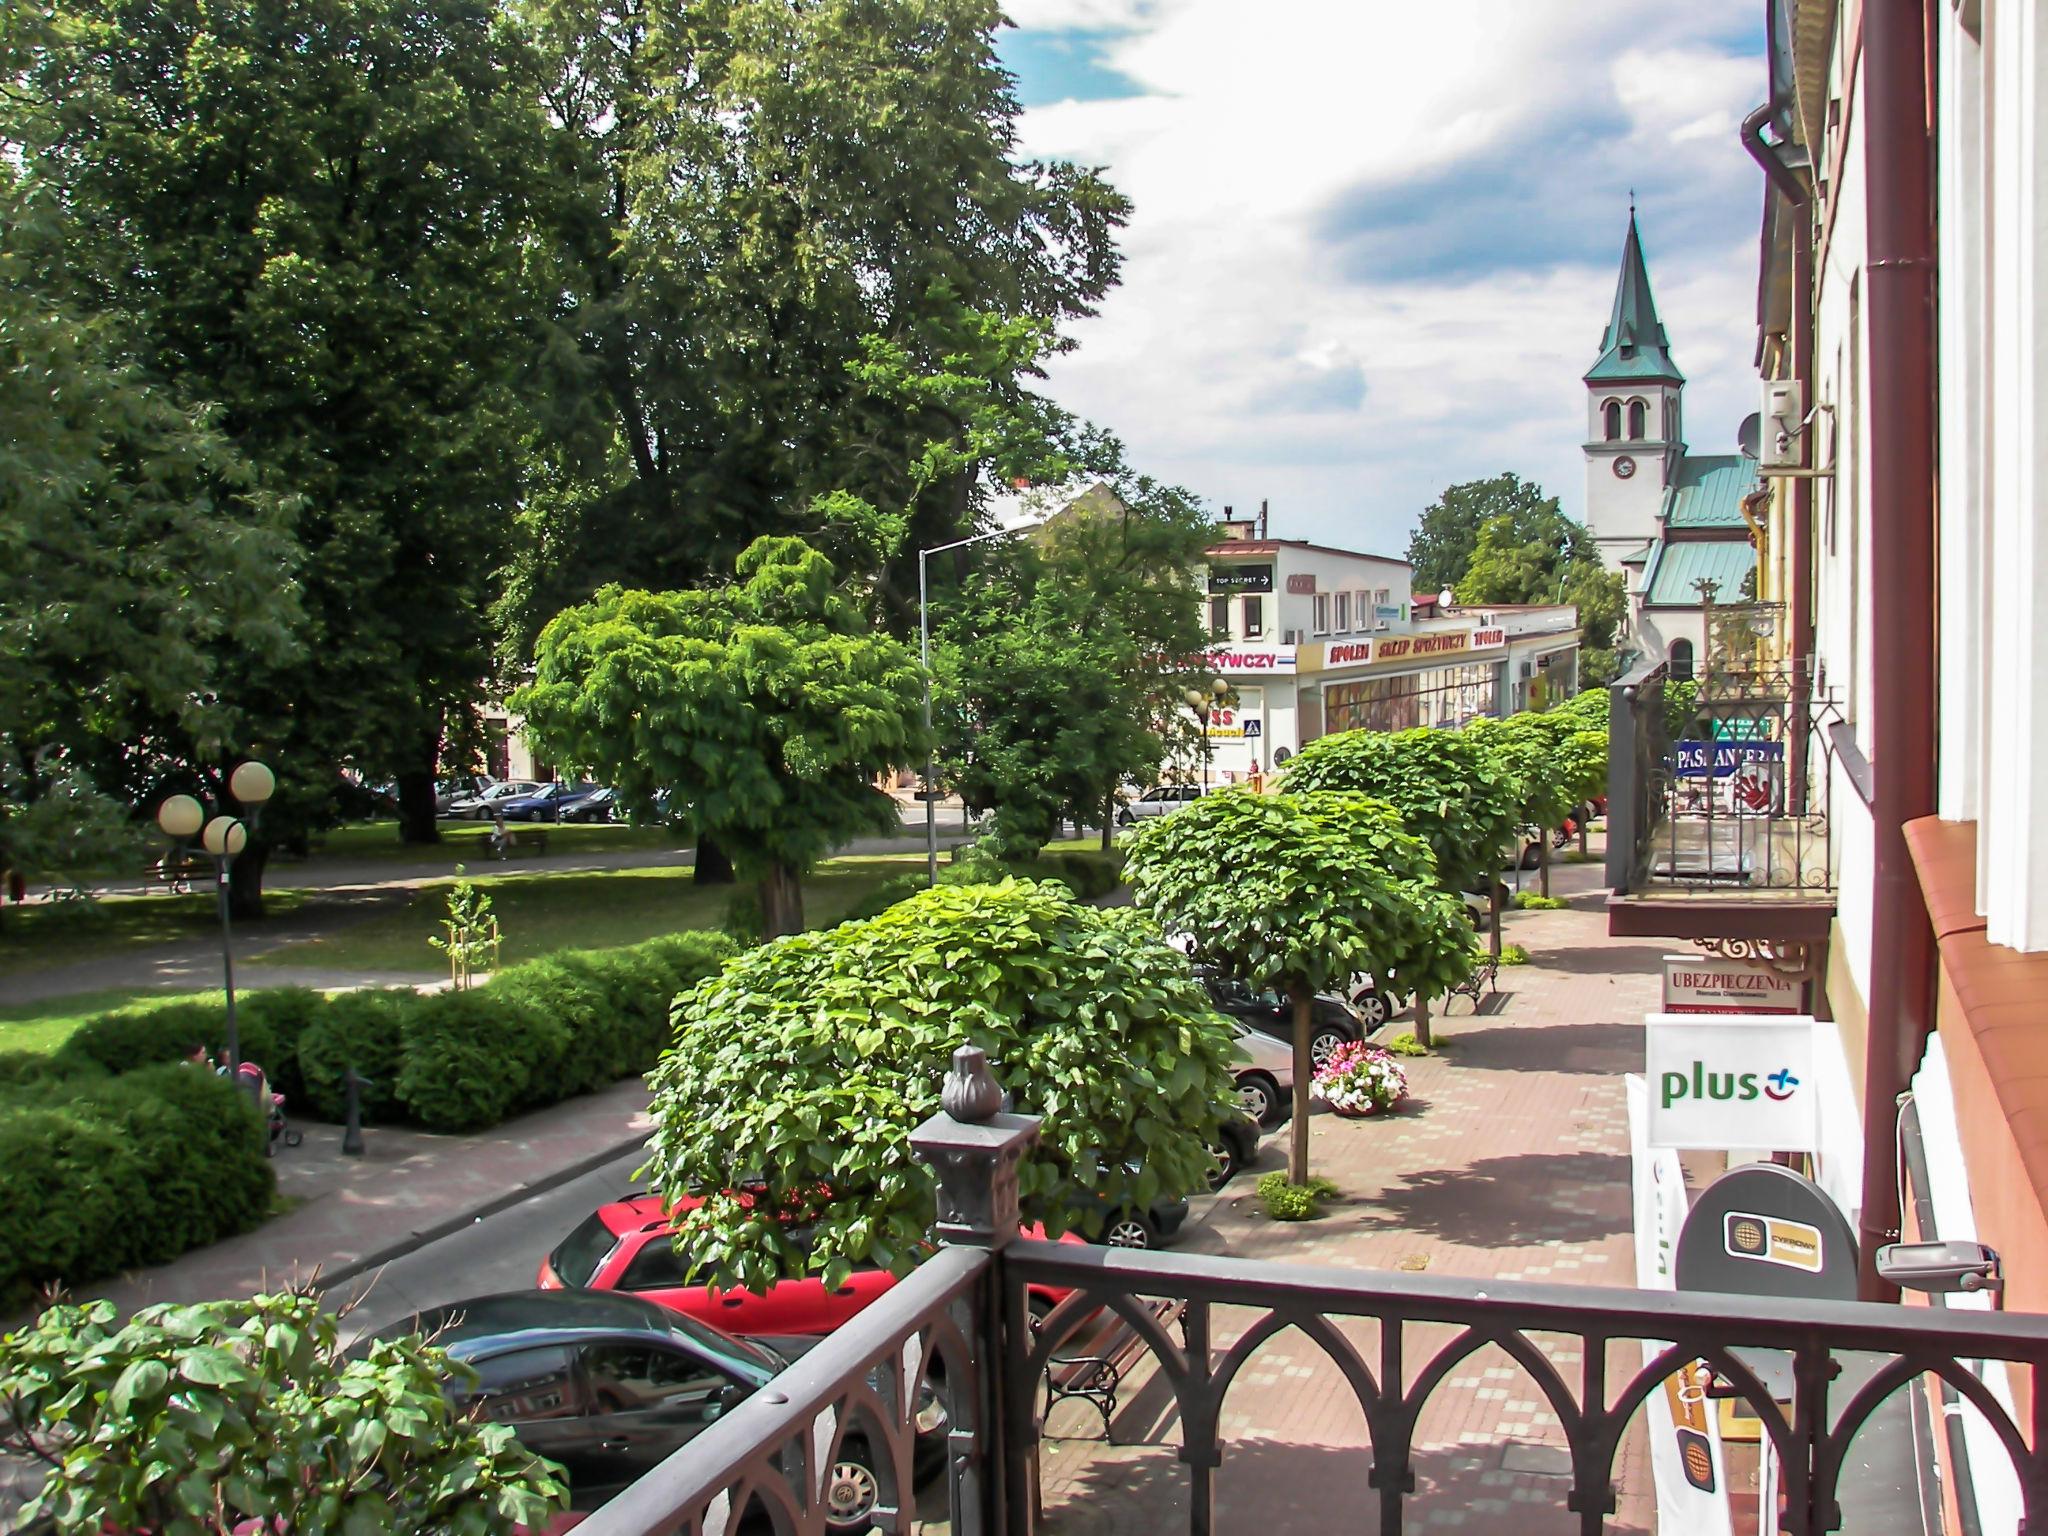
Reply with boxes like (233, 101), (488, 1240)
(1035, 854), (1671, 1536)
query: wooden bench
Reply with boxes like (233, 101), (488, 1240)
(143, 858), (212, 895)
(1041, 1295), (1187, 1442)
(1446, 956), (1500, 1012)
(485, 827), (549, 859)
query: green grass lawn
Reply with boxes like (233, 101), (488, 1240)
(0, 988), (226, 1056)
(300, 818), (691, 866)
(0, 891), (308, 980)
(249, 856), (917, 976)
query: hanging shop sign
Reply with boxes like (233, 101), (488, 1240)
(1672, 740), (1785, 778)
(1207, 563), (1273, 594)
(1674, 1162), (1858, 1301)
(1645, 1014), (1817, 1152)
(1286, 573), (1318, 594)
(1206, 644), (1296, 674)
(1374, 604), (1404, 623)
(1662, 956), (1804, 1015)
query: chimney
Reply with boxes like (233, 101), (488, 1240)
(1258, 499), (1269, 539)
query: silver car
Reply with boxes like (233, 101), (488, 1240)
(445, 779), (541, 819)
(1232, 1022), (1296, 1128)
(1115, 784), (1201, 827)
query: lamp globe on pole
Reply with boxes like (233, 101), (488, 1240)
(156, 795), (205, 840)
(202, 816), (248, 857)
(229, 761), (275, 807)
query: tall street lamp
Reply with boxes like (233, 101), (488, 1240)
(918, 520), (1044, 887)
(1184, 677), (1231, 797)
(156, 760), (275, 1079)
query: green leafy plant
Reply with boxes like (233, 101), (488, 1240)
(1500, 944), (1531, 966)
(1256, 1171), (1338, 1221)
(428, 870), (501, 990)
(1123, 788), (1470, 1179)
(1382, 1031), (1446, 1057)
(0, 1290), (567, 1534)
(395, 989), (567, 1133)
(1515, 893), (1567, 911)
(646, 880), (1239, 1293)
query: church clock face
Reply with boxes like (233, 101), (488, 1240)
(1613, 455), (1638, 480)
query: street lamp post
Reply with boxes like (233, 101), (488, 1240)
(156, 761), (275, 1079)
(917, 521), (1044, 887)
(1184, 677), (1231, 796)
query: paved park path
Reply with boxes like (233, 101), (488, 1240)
(1034, 852), (1672, 1536)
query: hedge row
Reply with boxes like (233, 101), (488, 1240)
(0, 1064), (273, 1304)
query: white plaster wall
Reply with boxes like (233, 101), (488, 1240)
(1830, 766), (1876, 1012)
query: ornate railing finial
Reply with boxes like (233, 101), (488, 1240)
(941, 1043), (1004, 1123)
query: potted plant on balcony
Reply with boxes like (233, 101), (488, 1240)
(1311, 1041), (1408, 1118)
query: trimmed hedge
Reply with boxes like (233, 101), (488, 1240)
(0, 1065), (272, 1304)
(57, 1000), (278, 1081)
(396, 988), (567, 1132)
(297, 989), (411, 1123)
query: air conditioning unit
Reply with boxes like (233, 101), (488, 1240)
(1761, 379), (1805, 469)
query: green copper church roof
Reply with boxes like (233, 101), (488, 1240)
(1663, 454), (1760, 528)
(1585, 213), (1684, 385)
(1643, 538), (1757, 607)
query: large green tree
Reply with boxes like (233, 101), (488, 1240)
(513, 537), (929, 937)
(502, 0), (1130, 649)
(646, 879), (1239, 1289)
(13, 0), (554, 881)
(934, 482), (1213, 857)
(1124, 789), (1469, 1180)
(1407, 472), (1584, 596)
(1280, 727), (1522, 1046)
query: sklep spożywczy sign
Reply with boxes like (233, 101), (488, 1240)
(1644, 1014), (1817, 1152)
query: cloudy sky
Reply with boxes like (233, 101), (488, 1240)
(995, 0), (1767, 560)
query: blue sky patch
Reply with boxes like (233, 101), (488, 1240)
(997, 27), (1143, 107)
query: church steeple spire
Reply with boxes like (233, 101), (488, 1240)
(1585, 211), (1683, 385)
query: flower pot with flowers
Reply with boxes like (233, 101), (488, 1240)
(1311, 1041), (1408, 1118)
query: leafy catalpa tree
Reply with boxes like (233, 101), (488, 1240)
(515, 537), (928, 937)
(645, 879), (1239, 1290)
(1122, 790), (1470, 1180)
(0, 1291), (565, 1535)
(1280, 728), (1523, 1045)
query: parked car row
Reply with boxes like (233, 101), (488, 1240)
(440, 778), (619, 823)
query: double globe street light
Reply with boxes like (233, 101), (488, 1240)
(1185, 677), (1231, 797)
(155, 761), (275, 1080)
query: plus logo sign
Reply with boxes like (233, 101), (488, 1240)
(1764, 1068), (1801, 1102)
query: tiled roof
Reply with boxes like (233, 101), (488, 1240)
(1643, 538), (1758, 606)
(1662, 453), (1761, 528)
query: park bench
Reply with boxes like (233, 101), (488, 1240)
(486, 827), (550, 859)
(1041, 1295), (1187, 1442)
(1445, 955), (1500, 1012)
(143, 857), (212, 895)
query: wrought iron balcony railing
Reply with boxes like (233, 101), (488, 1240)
(572, 1078), (2048, 1536)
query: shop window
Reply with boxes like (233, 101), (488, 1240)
(1242, 595), (1264, 638)
(1313, 594), (1331, 635)
(1209, 597), (1231, 638)
(1668, 639), (1695, 681)
(1628, 399), (1647, 439)
(1333, 593), (1350, 632)
(1603, 400), (1622, 440)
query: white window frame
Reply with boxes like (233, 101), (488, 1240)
(1313, 593), (1331, 635)
(1242, 594), (1265, 639)
(1333, 592), (1351, 633)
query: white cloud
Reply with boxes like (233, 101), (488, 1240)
(1010, 0), (1766, 556)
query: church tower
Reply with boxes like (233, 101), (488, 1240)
(1584, 211), (1684, 567)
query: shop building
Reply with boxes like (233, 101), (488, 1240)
(1195, 520), (1580, 783)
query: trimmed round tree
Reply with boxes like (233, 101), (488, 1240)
(1121, 789), (1470, 1182)
(1468, 714), (1573, 901)
(643, 879), (1240, 1291)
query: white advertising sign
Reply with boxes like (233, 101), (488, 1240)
(1645, 1014), (1818, 1152)
(1662, 955), (1803, 1014)
(1627, 1076), (1734, 1536)
(1206, 644), (1296, 674)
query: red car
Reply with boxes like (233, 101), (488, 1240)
(539, 1195), (1079, 1333)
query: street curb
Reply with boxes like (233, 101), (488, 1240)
(314, 1128), (655, 1296)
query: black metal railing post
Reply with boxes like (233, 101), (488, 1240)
(910, 1046), (1042, 1536)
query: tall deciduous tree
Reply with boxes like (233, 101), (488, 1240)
(514, 538), (929, 937)
(14, 0), (553, 878)
(503, 0), (1130, 649)
(1123, 789), (1469, 1181)
(1407, 473), (1583, 596)
(1280, 728), (1522, 1046)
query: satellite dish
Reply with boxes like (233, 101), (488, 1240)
(1738, 412), (1762, 460)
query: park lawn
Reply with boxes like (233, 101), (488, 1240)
(0, 988), (226, 1056)
(248, 857), (913, 976)
(302, 818), (689, 867)
(0, 890), (308, 980)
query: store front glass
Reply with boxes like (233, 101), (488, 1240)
(1323, 663), (1499, 734)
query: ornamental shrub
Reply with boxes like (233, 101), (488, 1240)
(1256, 1171), (1338, 1221)
(395, 988), (566, 1132)
(57, 999), (277, 1080)
(648, 879), (1239, 1293)
(236, 986), (330, 1103)
(1515, 893), (1567, 911)
(297, 989), (412, 1121)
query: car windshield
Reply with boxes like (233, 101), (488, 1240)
(549, 1212), (621, 1287)
(663, 1310), (782, 1385)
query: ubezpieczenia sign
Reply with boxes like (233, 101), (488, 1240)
(1645, 1014), (1817, 1152)
(1662, 956), (1803, 1014)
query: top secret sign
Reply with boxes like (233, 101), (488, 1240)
(1662, 956), (1803, 1014)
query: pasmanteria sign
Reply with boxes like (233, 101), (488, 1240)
(1644, 1014), (1817, 1152)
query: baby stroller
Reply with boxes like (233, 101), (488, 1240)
(235, 1060), (305, 1155)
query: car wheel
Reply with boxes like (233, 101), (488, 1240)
(1521, 843), (1542, 870)
(1207, 1137), (1243, 1191)
(1102, 1212), (1155, 1250)
(1116, 809), (1134, 827)
(1310, 1027), (1346, 1070)
(824, 1440), (884, 1533)
(1236, 1071), (1283, 1128)
(1352, 990), (1389, 1030)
